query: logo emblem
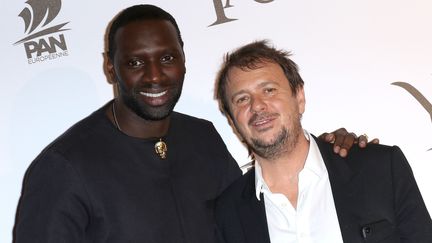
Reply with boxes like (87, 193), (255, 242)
(14, 0), (70, 64)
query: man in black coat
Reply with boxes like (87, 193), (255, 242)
(214, 40), (432, 242)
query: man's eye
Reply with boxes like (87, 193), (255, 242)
(235, 96), (250, 105)
(264, 88), (276, 94)
(161, 55), (174, 63)
(128, 59), (144, 67)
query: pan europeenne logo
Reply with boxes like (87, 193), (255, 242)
(209, 0), (274, 26)
(392, 81), (432, 151)
(13, 0), (70, 64)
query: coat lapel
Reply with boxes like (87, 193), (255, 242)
(315, 136), (365, 243)
(238, 169), (271, 243)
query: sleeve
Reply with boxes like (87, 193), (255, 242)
(220, 151), (242, 193)
(14, 150), (91, 243)
(391, 146), (432, 242)
(209, 123), (242, 194)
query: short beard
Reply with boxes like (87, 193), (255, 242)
(123, 91), (179, 121)
(250, 127), (289, 160)
(118, 83), (182, 121)
(249, 121), (301, 161)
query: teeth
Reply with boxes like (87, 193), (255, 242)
(255, 120), (267, 125)
(140, 90), (167, 98)
(253, 116), (275, 126)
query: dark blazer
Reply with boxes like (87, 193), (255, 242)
(215, 136), (432, 243)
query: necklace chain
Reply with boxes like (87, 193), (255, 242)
(112, 101), (123, 132)
(111, 101), (168, 159)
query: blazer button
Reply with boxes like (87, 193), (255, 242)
(361, 226), (372, 238)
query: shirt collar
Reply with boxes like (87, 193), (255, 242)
(303, 130), (327, 179)
(254, 129), (326, 200)
(254, 160), (267, 200)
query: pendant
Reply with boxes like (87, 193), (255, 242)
(155, 138), (167, 159)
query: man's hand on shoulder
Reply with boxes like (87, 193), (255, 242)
(318, 128), (380, 157)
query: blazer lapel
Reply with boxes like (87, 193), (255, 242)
(315, 137), (365, 243)
(238, 169), (271, 243)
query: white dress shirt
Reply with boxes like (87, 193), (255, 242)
(255, 130), (344, 243)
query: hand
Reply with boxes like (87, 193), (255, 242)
(318, 128), (380, 157)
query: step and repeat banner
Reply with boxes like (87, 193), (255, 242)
(2, 0), (431, 241)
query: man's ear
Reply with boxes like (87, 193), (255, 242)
(106, 56), (117, 85)
(296, 86), (306, 115)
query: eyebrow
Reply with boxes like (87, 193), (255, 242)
(229, 80), (279, 101)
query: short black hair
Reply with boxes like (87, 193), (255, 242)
(107, 4), (184, 60)
(215, 40), (304, 119)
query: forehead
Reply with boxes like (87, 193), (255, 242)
(114, 19), (182, 52)
(226, 62), (288, 92)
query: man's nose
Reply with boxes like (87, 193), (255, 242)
(250, 96), (267, 114)
(144, 62), (163, 83)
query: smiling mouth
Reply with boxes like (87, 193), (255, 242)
(140, 90), (168, 98)
(249, 113), (278, 126)
(253, 119), (272, 126)
(248, 113), (280, 133)
(251, 117), (276, 129)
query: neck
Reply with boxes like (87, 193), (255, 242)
(256, 132), (309, 208)
(107, 99), (170, 139)
(258, 132), (309, 175)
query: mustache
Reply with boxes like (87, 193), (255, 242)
(248, 112), (279, 126)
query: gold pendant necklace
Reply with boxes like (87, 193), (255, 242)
(112, 101), (168, 159)
(154, 138), (168, 159)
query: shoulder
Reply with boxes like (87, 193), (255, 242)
(45, 104), (110, 152)
(171, 112), (214, 128)
(171, 111), (222, 139)
(344, 144), (405, 169)
(27, 104), (110, 171)
(313, 135), (412, 184)
(314, 135), (403, 168)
